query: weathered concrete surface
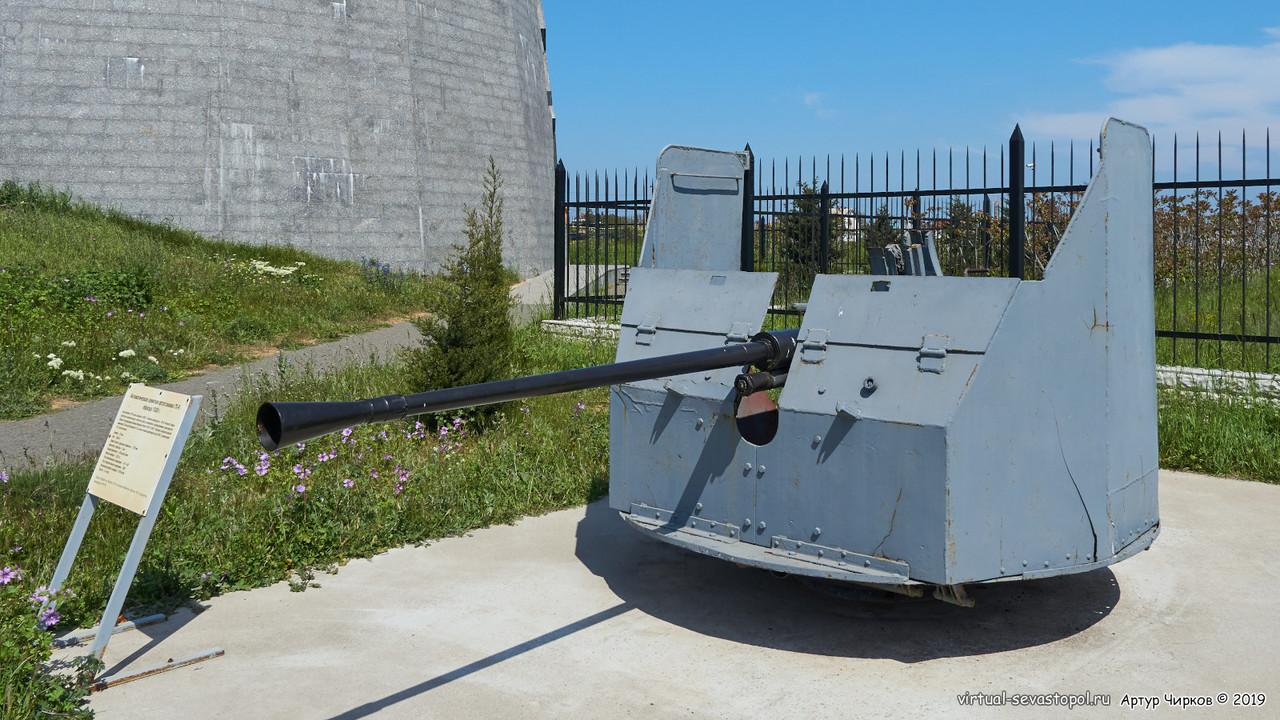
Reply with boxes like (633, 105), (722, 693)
(65, 470), (1279, 719)
(0, 0), (555, 276)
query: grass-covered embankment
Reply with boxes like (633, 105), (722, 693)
(0, 180), (432, 421)
(0, 322), (614, 628)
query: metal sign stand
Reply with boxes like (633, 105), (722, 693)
(46, 387), (224, 688)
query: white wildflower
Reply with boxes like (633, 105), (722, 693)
(47, 357), (63, 370)
(61, 369), (85, 381)
(61, 340), (76, 348)
(118, 349), (136, 358)
(46, 353), (57, 359)
(148, 356), (159, 364)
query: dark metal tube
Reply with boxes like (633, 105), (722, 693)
(257, 329), (800, 450)
(734, 370), (788, 397)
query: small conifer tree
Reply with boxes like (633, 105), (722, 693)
(409, 157), (514, 403)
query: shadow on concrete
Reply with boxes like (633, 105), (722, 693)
(68, 604), (209, 679)
(574, 499), (1119, 662)
(325, 603), (632, 720)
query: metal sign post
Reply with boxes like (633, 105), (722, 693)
(46, 384), (223, 687)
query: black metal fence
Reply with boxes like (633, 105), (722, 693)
(554, 128), (1280, 372)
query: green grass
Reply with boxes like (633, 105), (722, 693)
(1157, 387), (1280, 482)
(1155, 274), (1280, 373)
(0, 322), (615, 630)
(0, 180), (433, 420)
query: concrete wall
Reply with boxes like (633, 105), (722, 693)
(0, 0), (556, 276)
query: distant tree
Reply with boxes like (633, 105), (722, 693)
(775, 182), (843, 291)
(867, 204), (898, 249)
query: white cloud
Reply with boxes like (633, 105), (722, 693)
(1020, 30), (1280, 141)
(802, 91), (837, 119)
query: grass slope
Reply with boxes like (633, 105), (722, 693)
(0, 181), (431, 420)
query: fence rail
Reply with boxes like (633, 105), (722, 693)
(554, 127), (1280, 373)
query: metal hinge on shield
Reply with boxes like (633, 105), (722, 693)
(918, 334), (948, 373)
(636, 313), (660, 346)
(801, 328), (829, 364)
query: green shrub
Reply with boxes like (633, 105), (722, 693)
(0, 551), (101, 719)
(408, 157), (515, 406)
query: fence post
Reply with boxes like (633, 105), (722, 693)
(981, 194), (992, 270)
(741, 143), (755, 272)
(553, 159), (566, 319)
(819, 180), (831, 274)
(1009, 125), (1026, 279)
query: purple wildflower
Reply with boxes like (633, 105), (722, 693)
(1, 470), (8, 483)
(0, 566), (20, 584)
(28, 585), (50, 605)
(342, 478), (354, 488)
(294, 484), (306, 494)
(40, 609), (61, 627)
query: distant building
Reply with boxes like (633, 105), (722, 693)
(0, 0), (556, 276)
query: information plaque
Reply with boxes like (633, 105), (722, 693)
(47, 385), (223, 683)
(87, 385), (193, 515)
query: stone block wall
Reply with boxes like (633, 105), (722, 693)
(0, 0), (556, 275)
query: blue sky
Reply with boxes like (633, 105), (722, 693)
(543, 1), (1280, 180)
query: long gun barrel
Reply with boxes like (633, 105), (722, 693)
(256, 328), (799, 451)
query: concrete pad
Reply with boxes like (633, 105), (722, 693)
(67, 470), (1279, 719)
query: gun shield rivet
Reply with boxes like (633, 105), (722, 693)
(695, 502), (703, 512)
(812, 435), (822, 444)
(817, 385), (827, 394)
(696, 418), (704, 429)
(744, 463), (753, 473)
(813, 527), (822, 536)
(863, 377), (877, 392)
(744, 518), (751, 527)
(758, 521), (766, 530)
